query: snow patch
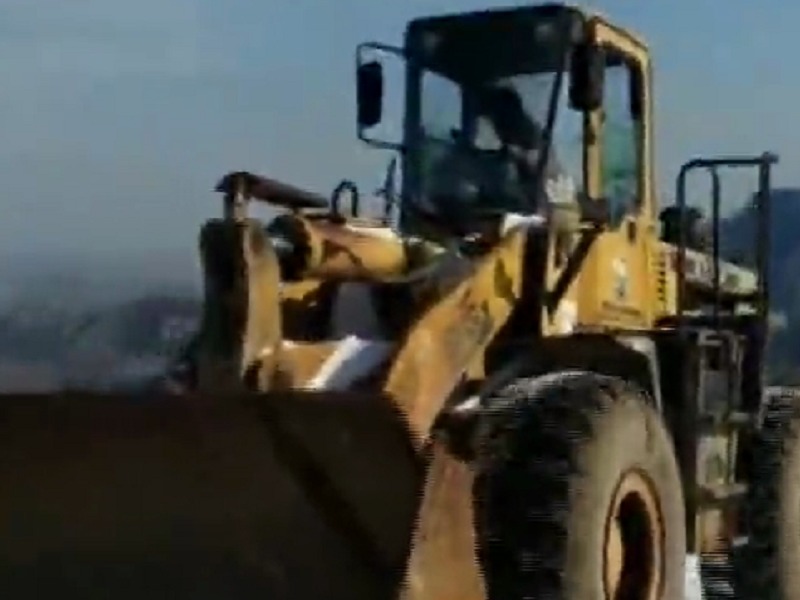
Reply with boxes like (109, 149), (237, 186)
(685, 554), (703, 599)
(305, 335), (394, 391)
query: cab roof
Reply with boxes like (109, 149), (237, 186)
(406, 3), (647, 53)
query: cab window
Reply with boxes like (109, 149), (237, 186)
(601, 50), (643, 227)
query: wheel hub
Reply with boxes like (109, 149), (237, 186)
(604, 469), (665, 599)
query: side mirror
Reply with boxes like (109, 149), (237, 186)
(356, 42), (405, 150)
(569, 43), (605, 112)
(357, 60), (384, 129)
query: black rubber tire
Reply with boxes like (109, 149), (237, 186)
(737, 391), (800, 599)
(473, 371), (686, 599)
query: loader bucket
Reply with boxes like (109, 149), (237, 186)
(0, 391), (481, 600)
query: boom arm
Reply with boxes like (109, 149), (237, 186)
(382, 225), (527, 448)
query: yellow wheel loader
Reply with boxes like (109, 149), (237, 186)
(0, 4), (790, 599)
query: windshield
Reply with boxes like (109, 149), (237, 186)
(417, 70), (565, 215)
(403, 8), (585, 227)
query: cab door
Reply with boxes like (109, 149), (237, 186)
(580, 20), (658, 329)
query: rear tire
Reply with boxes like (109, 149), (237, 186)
(737, 391), (800, 598)
(473, 372), (685, 599)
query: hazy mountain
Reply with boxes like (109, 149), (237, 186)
(721, 187), (800, 383)
(0, 251), (202, 391)
(0, 248), (201, 312)
(0, 186), (800, 391)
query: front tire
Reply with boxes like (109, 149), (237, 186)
(474, 372), (686, 599)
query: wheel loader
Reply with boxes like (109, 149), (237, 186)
(0, 3), (794, 599)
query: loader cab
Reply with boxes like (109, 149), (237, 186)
(399, 7), (586, 235)
(357, 6), (652, 223)
(357, 4), (660, 329)
(359, 5), (588, 239)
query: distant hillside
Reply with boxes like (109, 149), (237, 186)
(721, 187), (800, 383)
(0, 249), (201, 313)
(0, 290), (200, 391)
(0, 190), (800, 391)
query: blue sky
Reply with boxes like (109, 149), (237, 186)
(0, 0), (794, 261)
